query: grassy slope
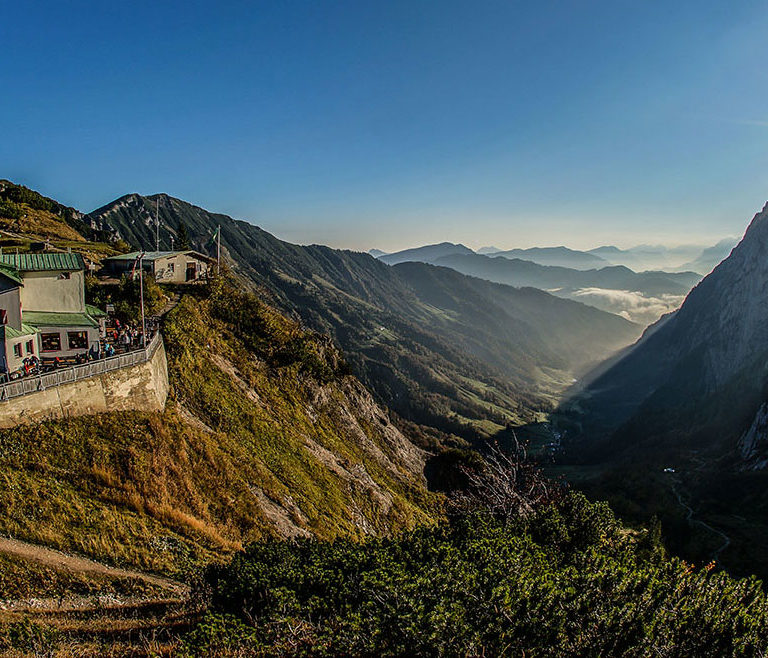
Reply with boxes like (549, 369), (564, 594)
(0, 180), (119, 263)
(0, 278), (437, 578)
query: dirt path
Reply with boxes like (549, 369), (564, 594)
(0, 537), (188, 596)
(157, 291), (182, 318)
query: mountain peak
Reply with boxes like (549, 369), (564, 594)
(378, 242), (474, 266)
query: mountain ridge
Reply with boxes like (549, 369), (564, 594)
(88, 192), (641, 442)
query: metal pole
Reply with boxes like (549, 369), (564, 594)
(139, 254), (146, 348)
(217, 224), (221, 274)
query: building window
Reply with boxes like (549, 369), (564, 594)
(25, 340), (34, 354)
(67, 331), (88, 350)
(0, 309), (6, 325)
(41, 333), (61, 352)
(13, 343), (22, 358)
(168, 263), (174, 273)
(59, 272), (71, 280)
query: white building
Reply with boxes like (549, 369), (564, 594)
(0, 253), (103, 376)
(102, 250), (213, 283)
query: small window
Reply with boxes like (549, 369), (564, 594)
(0, 309), (6, 325)
(58, 272), (71, 280)
(41, 333), (61, 352)
(25, 340), (34, 354)
(13, 343), (22, 358)
(67, 331), (88, 350)
(168, 263), (174, 273)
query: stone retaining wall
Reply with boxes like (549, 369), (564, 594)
(0, 340), (168, 428)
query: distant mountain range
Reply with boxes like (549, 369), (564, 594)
(378, 242), (474, 265)
(432, 253), (701, 325)
(676, 238), (738, 275)
(88, 194), (640, 442)
(369, 242), (708, 324)
(377, 240), (736, 276)
(492, 246), (609, 270)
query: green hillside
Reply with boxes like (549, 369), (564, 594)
(0, 180), (120, 262)
(0, 275), (437, 578)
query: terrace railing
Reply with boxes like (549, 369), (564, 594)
(0, 331), (163, 402)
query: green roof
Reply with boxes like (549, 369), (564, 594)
(85, 304), (107, 317)
(104, 250), (213, 263)
(104, 250), (177, 261)
(0, 263), (23, 285)
(0, 323), (38, 340)
(0, 252), (85, 272)
(23, 311), (99, 328)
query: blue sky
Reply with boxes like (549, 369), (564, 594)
(2, 1), (768, 251)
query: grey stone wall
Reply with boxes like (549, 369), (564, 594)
(0, 340), (168, 428)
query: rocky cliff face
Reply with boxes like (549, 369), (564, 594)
(565, 202), (768, 463)
(738, 402), (768, 470)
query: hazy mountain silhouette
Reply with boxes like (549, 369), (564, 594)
(377, 242), (474, 265)
(492, 246), (608, 270)
(676, 238), (738, 275)
(432, 253), (700, 324)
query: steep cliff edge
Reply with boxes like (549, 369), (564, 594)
(563, 201), (768, 460)
(558, 202), (768, 576)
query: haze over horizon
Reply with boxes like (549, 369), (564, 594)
(3, 1), (768, 251)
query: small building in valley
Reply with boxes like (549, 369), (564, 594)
(0, 253), (103, 376)
(102, 250), (213, 283)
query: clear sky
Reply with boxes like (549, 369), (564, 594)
(2, 1), (768, 251)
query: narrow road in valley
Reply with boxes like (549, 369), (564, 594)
(670, 480), (731, 564)
(0, 536), (188, 596)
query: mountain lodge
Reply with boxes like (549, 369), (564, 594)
(0, 253), (104, 376)
(102, 250), (213, 283)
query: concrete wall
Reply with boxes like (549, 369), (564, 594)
(0, 288), (22, 330)
(20, 270), (85, 313)
(0, 339), (169, 428)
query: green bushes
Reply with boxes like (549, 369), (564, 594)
(0, 197), (22, 220)
(206, 273), (343, 382)
(0, 182), (54, 212)
(85, 272), (165, 323)
(184, 492), (768, 657)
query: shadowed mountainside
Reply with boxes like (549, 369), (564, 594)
(89, 193), (641, 442)
(562, 202), (768, 462)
